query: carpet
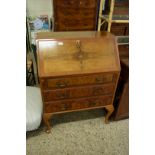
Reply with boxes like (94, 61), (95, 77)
(26, 109), (129, 155)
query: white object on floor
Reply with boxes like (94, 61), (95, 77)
(26, 86), (43, 131)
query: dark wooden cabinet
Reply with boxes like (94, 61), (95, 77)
(114, 82), (129, 119)
(111, 23), (129, 36)
(100, 23), (129, 36)
(53, 0), (100, 31)
(100, 0), (129, 120)
(36, 31), (120, 132)
(113, 59), (129, 120)
(118, 44), (129, 60)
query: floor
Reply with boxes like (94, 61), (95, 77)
(27, 109), (129, 155)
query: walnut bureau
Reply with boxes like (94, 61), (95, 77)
(36, 31), (121, 133)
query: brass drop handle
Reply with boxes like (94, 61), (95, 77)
(58, 83), (66, 88)
(89, 101), (96, 106)
(62, 103), (69, 110)
(93, 87), (104, 95)
(76, 40), (81, 50)
(76, 40), (85, 60)
(56, 81), (68, 88)
(95, 77), (103, 83)
(56, 92), (69, 99)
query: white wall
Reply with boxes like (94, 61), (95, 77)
(26, 0), (53, 18)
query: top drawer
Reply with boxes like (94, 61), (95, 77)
(54, 0), (97, 9)
(41, 73), (117, 90)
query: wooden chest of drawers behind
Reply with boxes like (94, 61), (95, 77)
(36, 31), (120, 133)
(53, 0), (99, 31)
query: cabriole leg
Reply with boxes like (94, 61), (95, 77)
(104, 105), (114, 123)
(43, 113), (53, 133)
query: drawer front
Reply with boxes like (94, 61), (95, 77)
(55, 18), (95, 31)
(111, 23), (129, 36)
(56, 8), (96, 20)
(41, 73), (116, 90)
(44, 95), (113, 113)
(55, 23), (94, 31)
(111, 27), (126, 36)
(54, 0), (97, 9)
(43, 83), (115, 101)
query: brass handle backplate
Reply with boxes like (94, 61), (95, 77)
(93, 87), (104, 95)
(56, 92), (69, 99)
(56, 81), (68, 88)
(95, 77), (103, 84)
(61, 103), (70, 110)
(76, 40), (81, 51)
(89, 101), (96, 106)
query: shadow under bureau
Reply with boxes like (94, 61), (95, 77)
(36, 31), (120, 133)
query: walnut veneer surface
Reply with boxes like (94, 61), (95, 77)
(36, 31), (120, 132)
(53, 0), (99, 31)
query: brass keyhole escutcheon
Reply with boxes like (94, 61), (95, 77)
(76, 40), (84, 59)
(76, 40), (81, 51)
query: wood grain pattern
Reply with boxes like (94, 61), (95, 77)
(111, 23), (129, 36)
(41, 73), (116, 89)
(55, 0), (97, 8)
(53, 0), (99, 31)
(44, 95), (113, 113)
(36, 31), (120, 78)
(37, 31), (120, 132)
(57, 9), (96, 19)
(43, 83), (115, 101)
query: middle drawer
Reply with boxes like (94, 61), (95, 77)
(42, 83), (115, 101)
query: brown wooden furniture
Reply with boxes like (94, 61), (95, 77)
(118, 44), (129, 60)
(113, 59), (129, 120)
(36, 31), (120, 132)
(53, 0), (100, 31)
(111, 23), (129, 36)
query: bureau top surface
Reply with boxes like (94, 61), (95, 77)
(36, 31), (120, 77)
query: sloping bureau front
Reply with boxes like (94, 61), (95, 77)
(36, 31), (120, 133)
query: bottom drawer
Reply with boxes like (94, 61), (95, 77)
(44, 95), (113, 113)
